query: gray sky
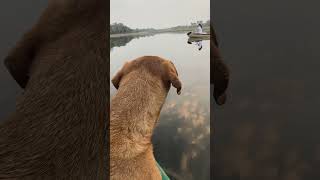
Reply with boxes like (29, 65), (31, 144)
(111, 0), (210, 29)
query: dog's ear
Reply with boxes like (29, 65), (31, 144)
(211, 25), (219, 47)
(4, 31), (39, 89)
(211, 27), (229, 105)
(112, 62), (129, 89)
(165, 61), (182, 95)
(212, 53), (229, 105)
(111, 71), (122, 89)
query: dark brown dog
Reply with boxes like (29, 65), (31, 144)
(0, 0), (108, 179)
(211, 26), (230, 105)
(110, 56), (182, 180)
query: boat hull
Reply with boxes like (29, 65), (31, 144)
(187, 33), (210, 39)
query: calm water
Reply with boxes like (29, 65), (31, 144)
(110, 33), (210, 180)
(213, 1), (320, 179)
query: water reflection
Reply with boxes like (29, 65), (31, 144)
(110, 33), (210, 180)
(110, 34), (155, 51)
(187, 37), (210, 51)
(153, 92), (210, 180)
(110, 36), (135, 50)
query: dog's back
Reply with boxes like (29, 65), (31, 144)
(110, 57), (182, 180)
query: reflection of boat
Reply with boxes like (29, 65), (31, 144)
(187, 32), (208, 51)
(187, 38), (204, 51)
(187, 36), (209, 43)
(187, 32), (210, 39)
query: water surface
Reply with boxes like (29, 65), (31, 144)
(213, 0), (320, 179)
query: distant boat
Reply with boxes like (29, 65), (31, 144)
(187, 32), (210, 39)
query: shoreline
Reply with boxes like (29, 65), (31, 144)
(110, 31), (156, 38)
(110, 27), (210, 38)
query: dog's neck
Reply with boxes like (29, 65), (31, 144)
(110, 70), (168, 160)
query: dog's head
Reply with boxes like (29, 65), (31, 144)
(211, 26), (230, 105)
(4, 0), (106, 90)
(112, 56), (182, 95)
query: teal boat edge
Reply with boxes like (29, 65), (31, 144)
(156, 161), (170, 180)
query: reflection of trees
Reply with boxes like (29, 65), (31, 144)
(152, 95), (210, 180)
(110, 34), (155, 51)
(110, 36), (135, 50)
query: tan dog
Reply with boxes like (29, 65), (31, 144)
(0, 0), (108, 179)
(110, 56), (182, 180)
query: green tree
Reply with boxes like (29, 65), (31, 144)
(110, 23), (133, 34)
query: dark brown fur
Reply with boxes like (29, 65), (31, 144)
(0, 0), (108, 179)
(110, 56), (181, 180)
(211, 26), (230, 105)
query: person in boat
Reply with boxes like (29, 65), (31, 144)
(187, 23), (204, 36)
(186, 23), (205, 50)
(195, 23), (203, 34)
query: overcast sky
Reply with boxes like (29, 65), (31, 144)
(111, 0), (210, 29)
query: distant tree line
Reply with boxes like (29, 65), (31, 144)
(110, 20), (210, 34)
(110, 23), (157, 34)
(164, 20), (210, 32)
(110, 23), (133, 34)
